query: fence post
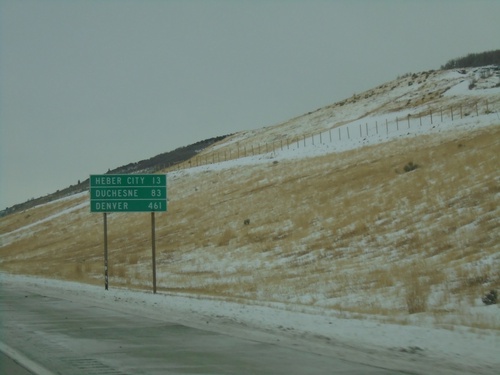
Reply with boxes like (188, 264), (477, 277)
(347, 126), (350, 139)
(396, 117), (399, 130)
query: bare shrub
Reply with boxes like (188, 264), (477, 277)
(403, 161), (419, 173)
(481, 290), (498, 305)
(128, 253), (140, 265)
(404, 261), (430, 314)
(218, 228), (235, 247)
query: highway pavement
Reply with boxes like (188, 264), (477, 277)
(0, 283), (411, 375)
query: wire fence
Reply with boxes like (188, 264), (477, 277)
(169, 99), (499, 171)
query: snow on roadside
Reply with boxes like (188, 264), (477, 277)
(169, 111), (500, 180)
(2, 273), (498, 375)
(2, 67), (499, 374)
(0, 192), (89, 245)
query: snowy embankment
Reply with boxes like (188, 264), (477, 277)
(172, 109), (500, 178)
(2, 68), (499, 374)
(2, 273), (498, 375)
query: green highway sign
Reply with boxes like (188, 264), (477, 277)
(90, 200), (166, 212)
(90, 174), (166, 187)
(90, 174), (167, 212)
(90, 186), (166, 200)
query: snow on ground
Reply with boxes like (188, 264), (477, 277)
(171, 109), (500, 179)
(0, 192), (89, 246)
(2, 273), (498, 375)
(2, 67), (500, 374)
(150, 103), (500, 373)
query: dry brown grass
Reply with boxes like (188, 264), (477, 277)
(1, 123), (499, 329)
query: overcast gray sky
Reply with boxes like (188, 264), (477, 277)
(1, 0), (499, 209)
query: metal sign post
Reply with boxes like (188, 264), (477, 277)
(151, 212), (157, 294)
(103, 212), (108, 290)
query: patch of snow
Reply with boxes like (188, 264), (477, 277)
(2, 273), (498, 375)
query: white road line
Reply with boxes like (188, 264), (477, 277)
(0, 341), (56, 375)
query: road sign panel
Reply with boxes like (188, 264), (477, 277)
(90, 186), (166, 200)
(90, 200), (166, 212)
(90, 174), (166, 187)
(90, 174), (167, 212)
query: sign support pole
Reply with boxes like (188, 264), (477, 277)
(151, 212), (157, 294)
(104, 212), (109, 291)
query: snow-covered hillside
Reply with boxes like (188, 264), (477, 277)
(195, 66), (500, 161)
(1, 66), (499, 374)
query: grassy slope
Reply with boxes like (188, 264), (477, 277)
(1, 122), (499, 330)
(2, 67), (500, 331)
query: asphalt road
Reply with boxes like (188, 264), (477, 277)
(0, 284), (411, 375)
(0, 351), (35, 375)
